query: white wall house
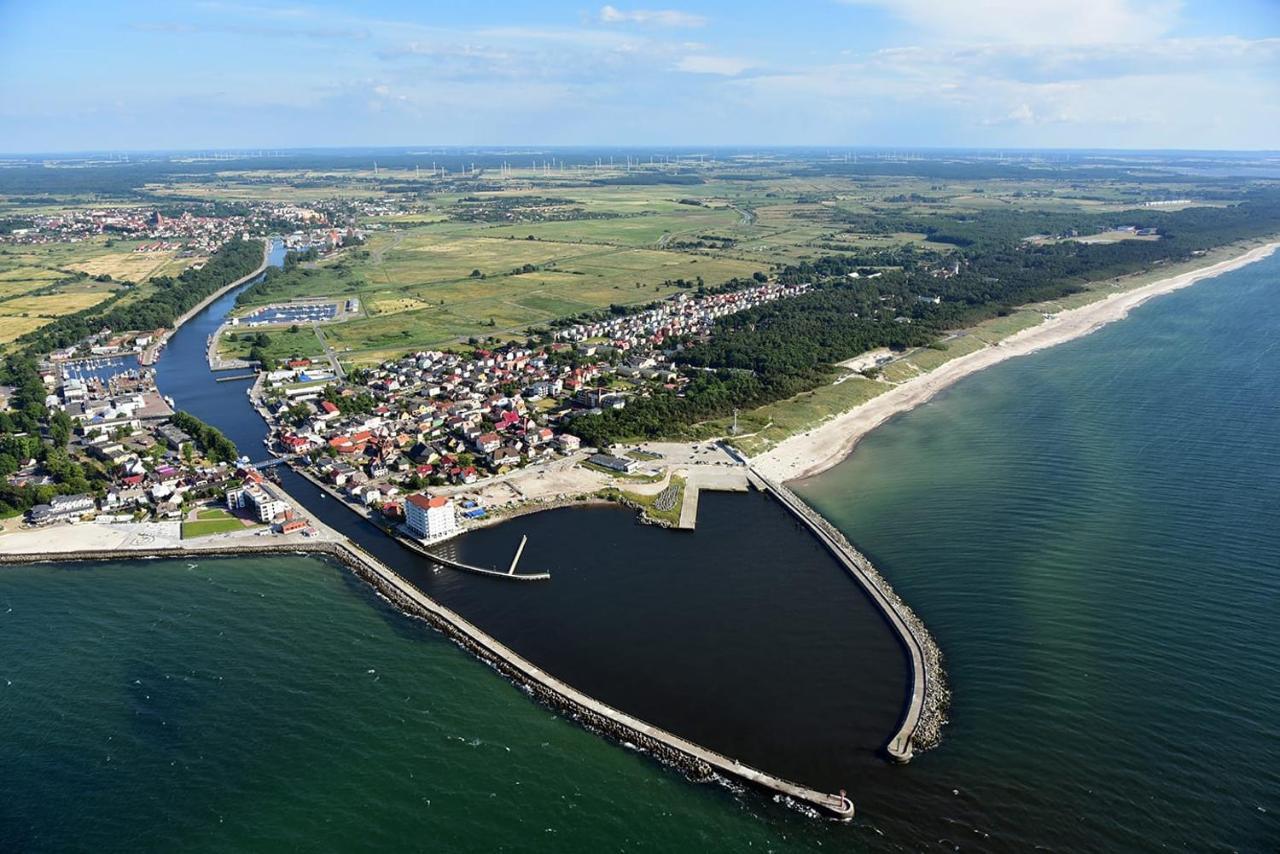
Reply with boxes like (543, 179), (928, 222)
(404, 493), (457, 542)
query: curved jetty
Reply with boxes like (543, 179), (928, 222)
(749, 468), (949, 759)
(0, 540), (854, 820)
(393, 531), (551, 582)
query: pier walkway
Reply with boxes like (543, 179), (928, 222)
(393, 530), (551, 582)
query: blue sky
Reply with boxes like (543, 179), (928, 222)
(1, 0), (1277, 152)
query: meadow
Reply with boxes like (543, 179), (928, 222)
(0, 239), (196, 348)
(4, 156), (1248, 361)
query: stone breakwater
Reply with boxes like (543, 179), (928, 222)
(753, 472), (950, 757)
(0, 540), (855, 820)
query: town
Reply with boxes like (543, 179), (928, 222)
(4, 250), (809, 548)
(1, 200), (375, 255)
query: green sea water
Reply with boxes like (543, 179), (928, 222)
(3, 253), (1279, 852)
(0, 555), (826, 852)
(795, 251), (1280, 851)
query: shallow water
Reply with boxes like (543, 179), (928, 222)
(796, 251), (1280, 850)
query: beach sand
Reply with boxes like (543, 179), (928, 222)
(752, 241), (1280, 483)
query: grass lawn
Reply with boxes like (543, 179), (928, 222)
(699, 374), (889, 456)
(182, 507), (256, 538)
(219, 325), (328, 363)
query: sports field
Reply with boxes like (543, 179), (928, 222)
(181, 507), (254, 539)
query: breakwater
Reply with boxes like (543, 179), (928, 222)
(750, 469), (948, 759)
(1, 540), (853, 820)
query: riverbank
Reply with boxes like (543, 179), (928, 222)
(753, 240), (1280, 482)
(139, 239), (271, 366)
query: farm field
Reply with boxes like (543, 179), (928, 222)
(5, 156), (1249, 363)
(0, 238), (194, 347)
(236, 218), (767, 361)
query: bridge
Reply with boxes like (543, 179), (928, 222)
(248, 457), (292, 470)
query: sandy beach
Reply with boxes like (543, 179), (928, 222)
(753, 241), (1280, 483)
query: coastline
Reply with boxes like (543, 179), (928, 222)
(753, 240), (1280, 483)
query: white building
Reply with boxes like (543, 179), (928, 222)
(226, 480), (290, 523)
(28, 493), (96, 525)
(404, 493), (457, 542)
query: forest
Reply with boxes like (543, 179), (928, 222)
(569, 193), (1280, 445)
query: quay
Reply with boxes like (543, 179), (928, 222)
(287, 460), (551, 582)
(0, 535), (853, 821)
(748, 467), (947, 761)
(215, 373), (257, 383)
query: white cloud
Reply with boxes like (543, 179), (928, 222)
(841, 0), (1183, 44)
(599, 5), (708, 28)
(675, 55), (751, 75)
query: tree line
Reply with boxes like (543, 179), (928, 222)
(569, 193), (1280, 445)
(14, 238), (264, 357)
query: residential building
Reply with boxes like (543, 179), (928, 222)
(226, 480), (290, 523)
(404, 493), (458, 542)
(28, 493), (96, 525)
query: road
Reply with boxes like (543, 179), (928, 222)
(313, 323), (346, 379)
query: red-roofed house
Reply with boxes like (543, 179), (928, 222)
(404, 493), (457, 542)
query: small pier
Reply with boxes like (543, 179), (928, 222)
(394, 531), (551, 582)
(507, 535), (528, 574)
(215, 373), (257, 382)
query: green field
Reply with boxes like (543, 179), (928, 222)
(604, 474), (686, 526)
(181, 507), (253, 539)
(9, 159), (1255, 363)
(0, 238), (197, 348)
(702, 374), (888, 456)
(237, 221), (766, 362)
(219, 325), (328, 364)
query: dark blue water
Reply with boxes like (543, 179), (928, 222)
(153, 238), (285, 456)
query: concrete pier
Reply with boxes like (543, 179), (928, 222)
(507, 535), (528, 574)
(750, 467), (948, 761)
(394, 531), (550, 582)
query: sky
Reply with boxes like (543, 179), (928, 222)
(1, 0), (1278, 152)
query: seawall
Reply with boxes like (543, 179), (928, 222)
(0, 540), (855, 820)
(750, 469), (949, 760)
